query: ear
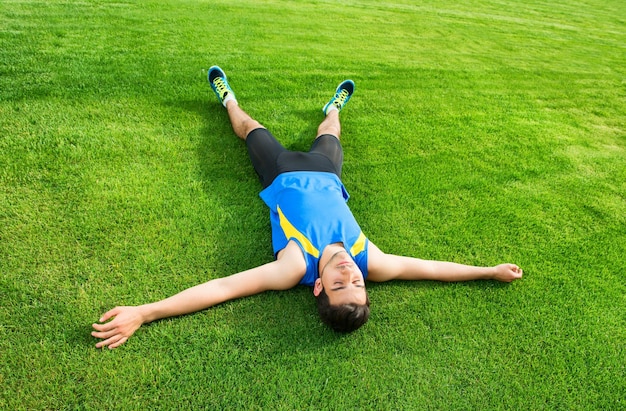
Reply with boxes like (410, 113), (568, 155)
(313, 278), (323, 297)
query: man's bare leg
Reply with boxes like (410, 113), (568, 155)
(209, 65), (264, 140)
(210, 67), (354, 141)
(318, 79), (355, 139)
(225, 101), (264, 141)
(316, 110), (341, 140)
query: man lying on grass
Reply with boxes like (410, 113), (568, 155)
(92, 66), (523, 349)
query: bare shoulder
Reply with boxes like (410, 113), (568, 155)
(277, 240), (305, 264)
(274, 240), (307, 283)
(366, 242), (396, 282)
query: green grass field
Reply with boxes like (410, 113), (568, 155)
(1, 0), (624, 409)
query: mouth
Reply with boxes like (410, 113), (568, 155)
(320, 249), (354, 277)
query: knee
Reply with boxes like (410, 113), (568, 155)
(244, 121), (264, 138)
(237, 119), (264, 140)
(317, 126), (340, 139)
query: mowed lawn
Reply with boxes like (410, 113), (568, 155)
(1, 0), (624, 409)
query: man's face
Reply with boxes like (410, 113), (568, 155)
(314, 250), (367, 305)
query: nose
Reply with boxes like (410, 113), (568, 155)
(339, 264), (362, 281)
(338, 263), (355, 273)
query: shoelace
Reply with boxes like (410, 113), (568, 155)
(333, 89), (350, 108)
(212, 77), (230, 98)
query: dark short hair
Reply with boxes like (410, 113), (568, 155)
(316, 288), (370, 332)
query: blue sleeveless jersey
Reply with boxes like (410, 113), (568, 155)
(259, 171), (369, 286)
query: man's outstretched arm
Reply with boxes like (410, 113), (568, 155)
(92, 241), (305, 349)
(366, 242), (523, 283)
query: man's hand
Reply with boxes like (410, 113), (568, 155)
(492, 264), (523, 282)
(90, 247), (306, 349)
(92, 306), (144, 349)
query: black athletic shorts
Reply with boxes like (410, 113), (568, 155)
(245, 127), (343, 188)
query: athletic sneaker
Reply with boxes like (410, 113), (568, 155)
(208, 66), (237, 107)
(323, 80), (355, 115)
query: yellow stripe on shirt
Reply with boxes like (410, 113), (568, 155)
(350, 231), (367, 256)
(277, 205), (320, 258)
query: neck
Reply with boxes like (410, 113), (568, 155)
(319, 243), (345, 276)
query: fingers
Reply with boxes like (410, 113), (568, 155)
(92, 322), (123, 349)
(93, 307), (124, 349)
(92, 322), (130, 349)
(506, 264), (523, 282)
(98, 306), (122, 323)
(92, 306), (141, 349)
(91, 327), (118, 340)
(108, 337), (128, 349)
(494, 263), (523, 282)
(95, 334), (128, 349)
(92, 321), (115, 332)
